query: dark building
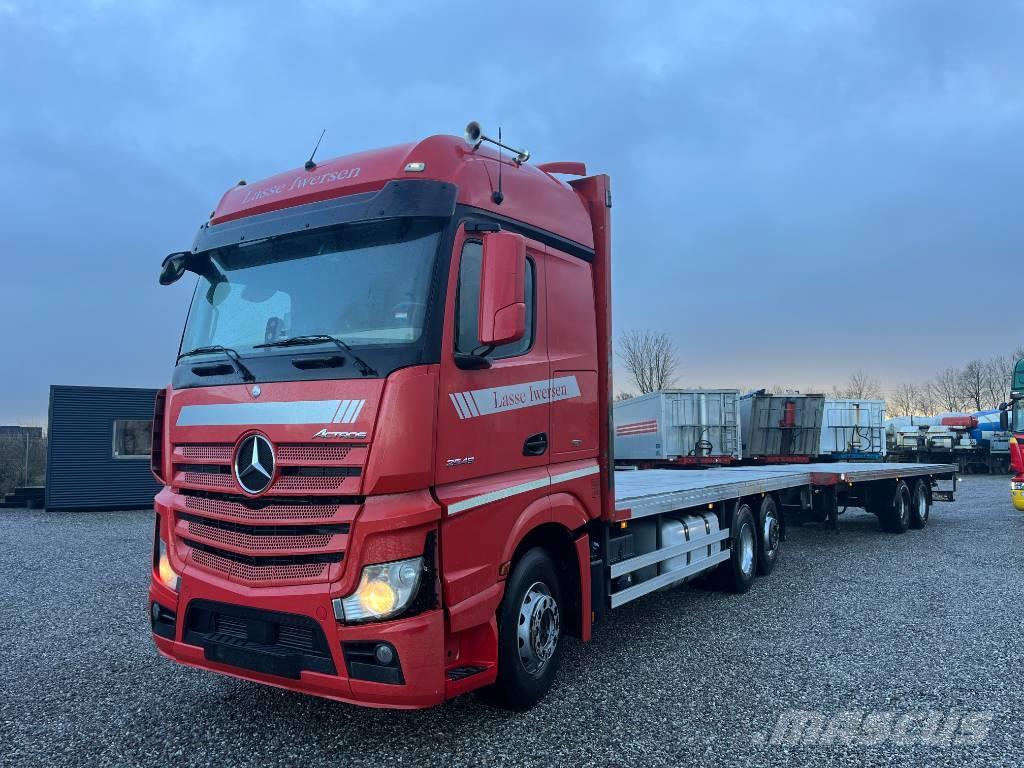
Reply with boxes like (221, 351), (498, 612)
(46, 385), (161, 511)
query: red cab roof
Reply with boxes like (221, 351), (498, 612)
(211, 134), (595, 249)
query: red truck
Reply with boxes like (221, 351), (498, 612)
(150, 125), (956, 709)
(1002, 358), (1024, 510)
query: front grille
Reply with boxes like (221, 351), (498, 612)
(180, 512), (346, 552)
(183, 493), (355, 522)
(169, 440), (364, 587)
(191, 546), (330, 583)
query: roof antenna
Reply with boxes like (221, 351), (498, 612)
(492, 126), (504, 205)
(304, 129), (326, 171)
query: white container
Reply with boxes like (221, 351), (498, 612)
(614, 389), (741, 461)
(819, 399), (887, 458)
(740, 392), (825, 458)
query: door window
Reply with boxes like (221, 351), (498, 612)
(455, 241), (534, 358)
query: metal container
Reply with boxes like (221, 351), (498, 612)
(819, 399), (887, 459)
(614, 389), (741, 461)
(740, 391), (825, 459)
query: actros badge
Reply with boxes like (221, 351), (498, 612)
(312, 428), (368, 440)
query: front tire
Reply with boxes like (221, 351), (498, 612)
(479, 548), (563, 710)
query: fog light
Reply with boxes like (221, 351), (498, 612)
(151, 602), (161, 623)
(374, 643), (395, 665)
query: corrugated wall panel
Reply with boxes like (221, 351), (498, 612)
(46, 385), (161, 511)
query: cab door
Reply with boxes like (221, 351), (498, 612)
(434, 224), (551, 615)
(435, 225), (549, 484)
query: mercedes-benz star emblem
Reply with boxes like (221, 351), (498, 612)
(234, 434), (275, 494)
(251, 384), (261, 398)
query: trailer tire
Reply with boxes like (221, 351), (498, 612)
(756, 496), (781, 576)
(478, 548), (563, 711)
(717, 503), (757, 593)
(909, 479), (930, 529)
(879, 480), (911, 534)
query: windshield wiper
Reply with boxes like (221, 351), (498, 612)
(255, 335), (378, 376)
(178, 345), (255, 382)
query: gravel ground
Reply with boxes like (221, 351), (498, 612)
(2, 474), (1022, 767)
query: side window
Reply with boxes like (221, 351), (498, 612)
(455, 240), (535, 358)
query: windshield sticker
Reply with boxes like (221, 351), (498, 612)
(449, 376), (581, 420)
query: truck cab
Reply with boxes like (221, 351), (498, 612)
(149, 132), (612, 708)
(1006, 359), (1024, 510)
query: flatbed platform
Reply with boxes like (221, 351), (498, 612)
(614, 462), (956, 519)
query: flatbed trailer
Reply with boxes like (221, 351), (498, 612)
(603, 462), (956, 609)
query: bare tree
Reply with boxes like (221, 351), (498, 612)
(832, 370), (883, 400)
(614, 391), (635, 401)
(959, 360), (986, 412)
(888, 383), (922, 417)
(929, 368), (967, 413)
(618, 330), (678, 394)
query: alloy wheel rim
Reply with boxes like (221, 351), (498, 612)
(517, 581), (559, 676)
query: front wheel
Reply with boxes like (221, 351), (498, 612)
(479, 548), (563, 710)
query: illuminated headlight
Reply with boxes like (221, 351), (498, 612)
(1012, 482), (1024, 491)
(335, 557), (424, 623)
(156, 539), (181, 592)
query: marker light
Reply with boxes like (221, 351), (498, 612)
(337, 557), (424, 623)
(157, 539), (180, 592)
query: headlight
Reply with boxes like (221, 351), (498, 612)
(336, 557), (424, 623)
(1012, 481), (1024, 491)
(156, 538), (181, 592)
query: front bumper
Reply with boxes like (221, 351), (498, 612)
(1012, 479), (1024, 511)
(150, 577), (444, 708)
(149, 577), (446, 709)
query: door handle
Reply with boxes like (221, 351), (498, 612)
(523, 432), (548, 456)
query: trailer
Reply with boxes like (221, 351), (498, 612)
(603, 461), (956, 609)
(613, 389), (741, 465)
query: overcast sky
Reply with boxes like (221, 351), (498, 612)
(2, 0), (1022, 423)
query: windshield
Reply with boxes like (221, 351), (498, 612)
(181, 218), (443, 356)
(1013, 400), (1024, 433)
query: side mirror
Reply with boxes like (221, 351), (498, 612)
(159, 252), (189, 285)
(478, 232), (526, 346)
(1000, 409), (1010, 431)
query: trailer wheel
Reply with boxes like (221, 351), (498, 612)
(756, 496), (781, 576)
(909, 479), (930, 529)
(479, 548), (563, 710)
(879, 480), (911, 534)
(717, 503), (757, 593)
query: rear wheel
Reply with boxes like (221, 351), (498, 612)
(756, 496), (781, 576)
(717, 503), (757, 593)
(879, 480), (911, 534)
(909, 479), (930, 529)
(479, 548), (563, 710)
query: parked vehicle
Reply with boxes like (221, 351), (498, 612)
(149, 126), (957, 710)
(886, 413), (1008, 474)
(613, 389), (740, 465)
(999, 359), (1024, 509)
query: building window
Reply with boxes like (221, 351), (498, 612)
(113, 419), (152, 459)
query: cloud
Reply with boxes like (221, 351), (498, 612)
(1, 0), (1023, 420)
